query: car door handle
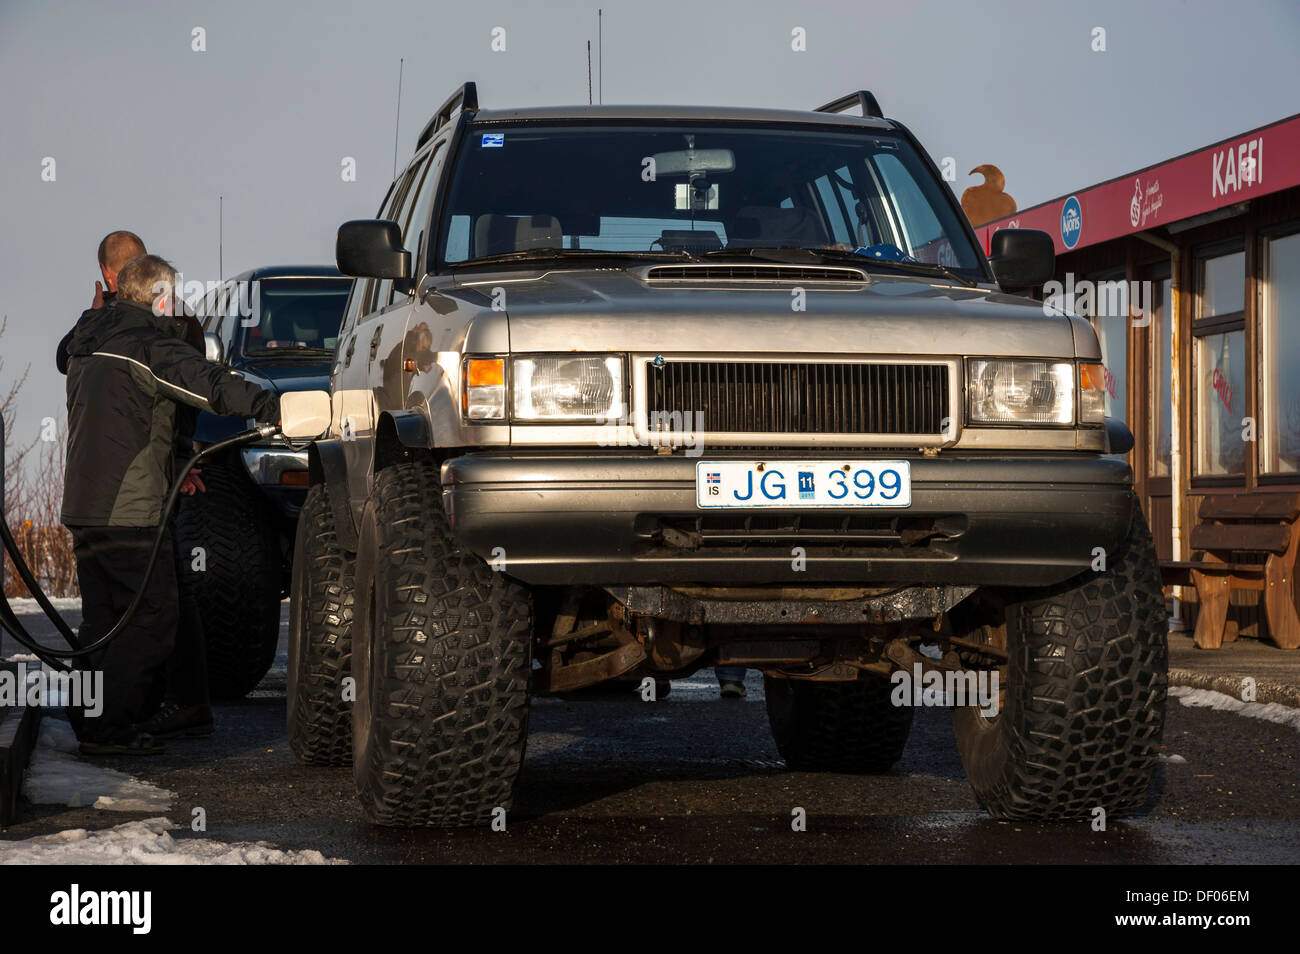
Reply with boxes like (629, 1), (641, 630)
(343, 333), (357, 368)
(368, 326), (383, 361)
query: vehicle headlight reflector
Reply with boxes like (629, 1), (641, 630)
(967, 359), (1074, 425)
(1078, 362), (1107, 425)
(464, 357), (506, 420)
(512, 355), (624, 421)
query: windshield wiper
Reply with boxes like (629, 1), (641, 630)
(703, 246), (980, 287)
(452, 247), (694, 269)
(244, 347), (335, 356)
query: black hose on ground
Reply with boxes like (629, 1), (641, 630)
(0, 425), (279, 671)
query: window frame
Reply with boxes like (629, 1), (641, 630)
(1145, 264), (1173, 482)
(1257, 220), (1300, 481)
(1190, 237), (1248, 484)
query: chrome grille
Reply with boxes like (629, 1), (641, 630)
(644, 360), (949, 435)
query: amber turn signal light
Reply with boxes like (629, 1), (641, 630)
(467, 358), (505, 387)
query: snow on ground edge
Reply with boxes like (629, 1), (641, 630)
(1169, 685), (1300, 732)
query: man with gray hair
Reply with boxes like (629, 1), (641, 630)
(62, 253), (280, 755)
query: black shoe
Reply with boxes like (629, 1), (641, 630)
(79, 730), (165, 756)
(719, 680), (747, 699)
(135, 702), (214, 739)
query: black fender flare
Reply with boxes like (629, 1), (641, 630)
(307, 439), (358, 553)
(374, 409), (432, 472)
(1105, 416), (1135, 456)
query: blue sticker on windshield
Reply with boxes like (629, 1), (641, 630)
(481, 133), (504, 148)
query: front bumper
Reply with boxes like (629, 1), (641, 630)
(240, 446), (310, 518)
(441, 453), (1135, 588)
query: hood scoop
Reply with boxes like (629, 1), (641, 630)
(645, 263), (869, 283)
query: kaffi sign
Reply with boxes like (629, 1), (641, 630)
(978, 114), (1300, 255)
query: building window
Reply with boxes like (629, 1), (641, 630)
(1195, 329), (1247, 476)
(1150, 276), (1173, 476)
(1261, 228), (1300, 475)
(1202, 250), (1245, 317)
(1192, 245), (1246, 478)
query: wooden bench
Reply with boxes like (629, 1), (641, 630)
(1161, 493), (1300, 650)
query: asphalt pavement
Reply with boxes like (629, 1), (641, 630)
(4, 603), (1299, 864)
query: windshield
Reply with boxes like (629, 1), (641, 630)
(437, 123), (985, 278)
(239, 278), (350, 355)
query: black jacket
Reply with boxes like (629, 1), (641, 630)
(62, 299), (279, 528)
(56, 290), (115, 375)
(57, 293), (206, 464)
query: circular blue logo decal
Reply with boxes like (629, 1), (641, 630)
(1060, 195), (1083, 249)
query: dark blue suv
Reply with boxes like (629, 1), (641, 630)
(177, 265), (351, 697)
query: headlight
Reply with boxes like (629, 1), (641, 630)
(512, 355), (624, 422)
(967, 359), (1074, 425)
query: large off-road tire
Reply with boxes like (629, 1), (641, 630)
(287, 484), (354, 766)
(174, 459), (282, 699)
(352, 462), (533, 827)
(952, 497), (1168, 821)
(765, 673), (913, 772)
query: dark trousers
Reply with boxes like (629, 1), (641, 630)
(67, 526), (177, 742)
(170, 526), (210, 708)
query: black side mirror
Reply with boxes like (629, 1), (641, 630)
(336, 220), (411, 280)
(987, 228), (1055, 291)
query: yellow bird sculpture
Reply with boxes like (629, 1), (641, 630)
(961, 164), (1017, 227)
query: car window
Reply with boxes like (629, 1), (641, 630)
(871, 153), (953, 265)
(224, 280), (246, 344)
(373, 154), (430, 312)
(404, 141), (446, 268)
(436, 124), (986, 276)
(239, 278), (351, 355)
(196, 285), (219, 331)
(813, 174), (853, 245)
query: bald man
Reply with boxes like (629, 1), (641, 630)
(56, 230), (147, 374)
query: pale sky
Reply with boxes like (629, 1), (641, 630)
(2, 0), (1298, 458)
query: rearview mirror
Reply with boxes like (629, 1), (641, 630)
(280, 390), (332, 440)
(203, 332), (224, 363)
(652, 148), (735, 177)
(336, 219), (411, 280)
(988, 228), (1055, 291)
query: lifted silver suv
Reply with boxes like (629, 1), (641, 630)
(285, 83), (1167, 828)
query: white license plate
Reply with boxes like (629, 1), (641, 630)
(696, 460), (911, 509)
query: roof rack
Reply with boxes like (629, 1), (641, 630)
(813, 91), (883, 119)
(416, 81), (479, 149)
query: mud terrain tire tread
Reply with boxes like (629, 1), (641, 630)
(953, 497), (1168, 820)
(353, 463), (532, 828)
(765, 674), (913, 772)
(174, 460), (282, 699)
(287, 484), (355, 766)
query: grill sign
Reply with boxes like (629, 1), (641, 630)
(979, 115), (1300, 254)
(1060, 196), (1083, 249)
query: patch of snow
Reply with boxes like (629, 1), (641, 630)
(0, 817), (344, 865)
(1170, 686), (1300, 732)
(6, 597), (82, 614)
(22, 718), (175, 812)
